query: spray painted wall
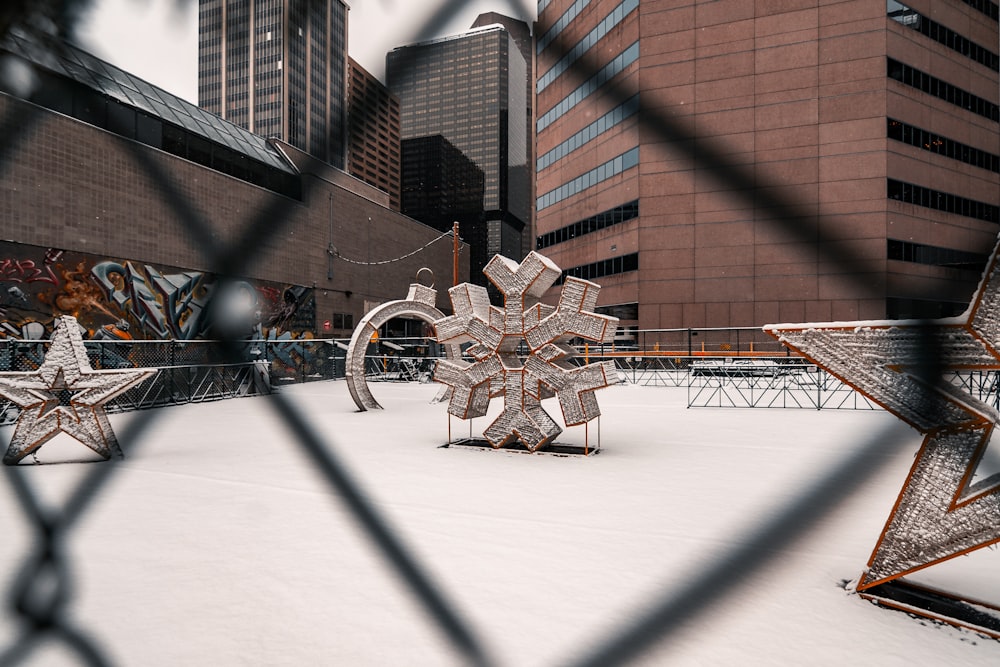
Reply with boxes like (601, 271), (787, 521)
(0, 240), (315, 342)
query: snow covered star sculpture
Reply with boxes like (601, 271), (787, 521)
(765, 237), (1000, 590)
(433, 252), (618, 452)
(0, 316), (155, 464)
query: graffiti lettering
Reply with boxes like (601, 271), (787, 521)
(1, 242), (315, 340)
(0, 259), (58, 286)
(265, 329), (318, 368)
(91, 261), (227, 339)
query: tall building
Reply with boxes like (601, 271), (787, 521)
(198, 0), (348, 168)
(534, 0), (999, 332)
(347, 57), (401, 211)
(387, 20), (530, 289)
(401, 134), (485, 233)
(471, 12), (535, 258)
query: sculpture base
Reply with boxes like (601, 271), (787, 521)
(858, 578), (1000, 640)
(441, 438), (600, 457)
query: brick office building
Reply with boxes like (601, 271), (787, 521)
(534, 0), (999, 331)
(0, 32), (464, 341)
(347, 57), (401, 211)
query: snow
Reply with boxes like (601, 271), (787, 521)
(2, 381), (999, 666)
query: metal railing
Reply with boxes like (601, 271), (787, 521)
(10, 331), (996, 424)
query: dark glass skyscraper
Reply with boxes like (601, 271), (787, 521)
(198, 0), (348, 168)
(387, 20), (529, 286)
(401, 134), (485, 233)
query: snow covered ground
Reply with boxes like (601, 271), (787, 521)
(1, 381), (999, 666)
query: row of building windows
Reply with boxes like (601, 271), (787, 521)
(537, 147), (639, 210)
(886, 296), (967, 319)
(537, 200), (638, 249)
(887, 118), (1000, 172)
(887, 238), (988, 271)
(538, 94), (638, 171)
(537, 41), (639, 132)
(537, 0), (591, 54)
(538, 0), (553, 13)
(595, 302), (638, 321)
(887, 178), (999, 222)
(887, 58), (1000, 122)
(555, 252), (639, 286)
(537, 0), (638, 92)
(887, 1), (998, 72)
(961, 0), (999, 20)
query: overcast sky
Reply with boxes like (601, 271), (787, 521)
(73, 0), (535, 103)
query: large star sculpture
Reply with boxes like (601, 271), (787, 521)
(765, 239), (1000, 590)
(0, 316), (155, 464)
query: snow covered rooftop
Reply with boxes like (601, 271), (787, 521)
(1, 381), (998, 665)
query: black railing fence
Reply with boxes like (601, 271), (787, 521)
(0, 1), (994, 666)
(6, 332), (994, 424)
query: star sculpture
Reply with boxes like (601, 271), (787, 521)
(0, 316), (155, 464)
(433, 252), (618, 452)
(765, 240), (1000, 590)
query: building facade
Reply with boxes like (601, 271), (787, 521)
(400, 134), (485, 233)
(471, 12), (536, 259)
(198, 0), (348, 168)
(0, 31), (465, 342)
(347, 57), (401, 211)
(534, 0), (999, 331)
(387, 20), (530, 289)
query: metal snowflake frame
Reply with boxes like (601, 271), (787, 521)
(432, 251), (618, 452)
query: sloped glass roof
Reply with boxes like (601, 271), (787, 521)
(1, 30), (295, 174)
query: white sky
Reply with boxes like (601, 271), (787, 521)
(73, 0), (536, 103)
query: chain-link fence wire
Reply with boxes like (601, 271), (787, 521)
(0, 1), (988, 665)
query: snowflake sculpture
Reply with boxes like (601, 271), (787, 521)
(433, 252), (618, 451)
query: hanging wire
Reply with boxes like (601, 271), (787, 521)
(330, 229), (456, 266)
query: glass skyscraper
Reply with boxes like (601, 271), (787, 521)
(198, 0), (347, 168)
(387, 20), (529, 287)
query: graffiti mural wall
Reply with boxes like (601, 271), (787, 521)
(0, 241), (315, 342)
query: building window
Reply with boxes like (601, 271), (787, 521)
(537, 147), (639, 210)
(333, 312), (354, 330)
(537, 41), (640, 132)
(887, 119), (999, 173)
(538, 95), (639, 172)
(537, 200), (638, 249)
(538, 0), (639, 92)
(887, 1), (998, 72)
(887, 239), (989, 271)
(887, 58), (1000, 122)
(555, 252), (639, 285)
(959, 0), (999, 21)
(537, 0), (591, 54)
(887, 178), (999, 223)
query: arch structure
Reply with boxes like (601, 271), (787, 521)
(345, 283), (458, 411)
